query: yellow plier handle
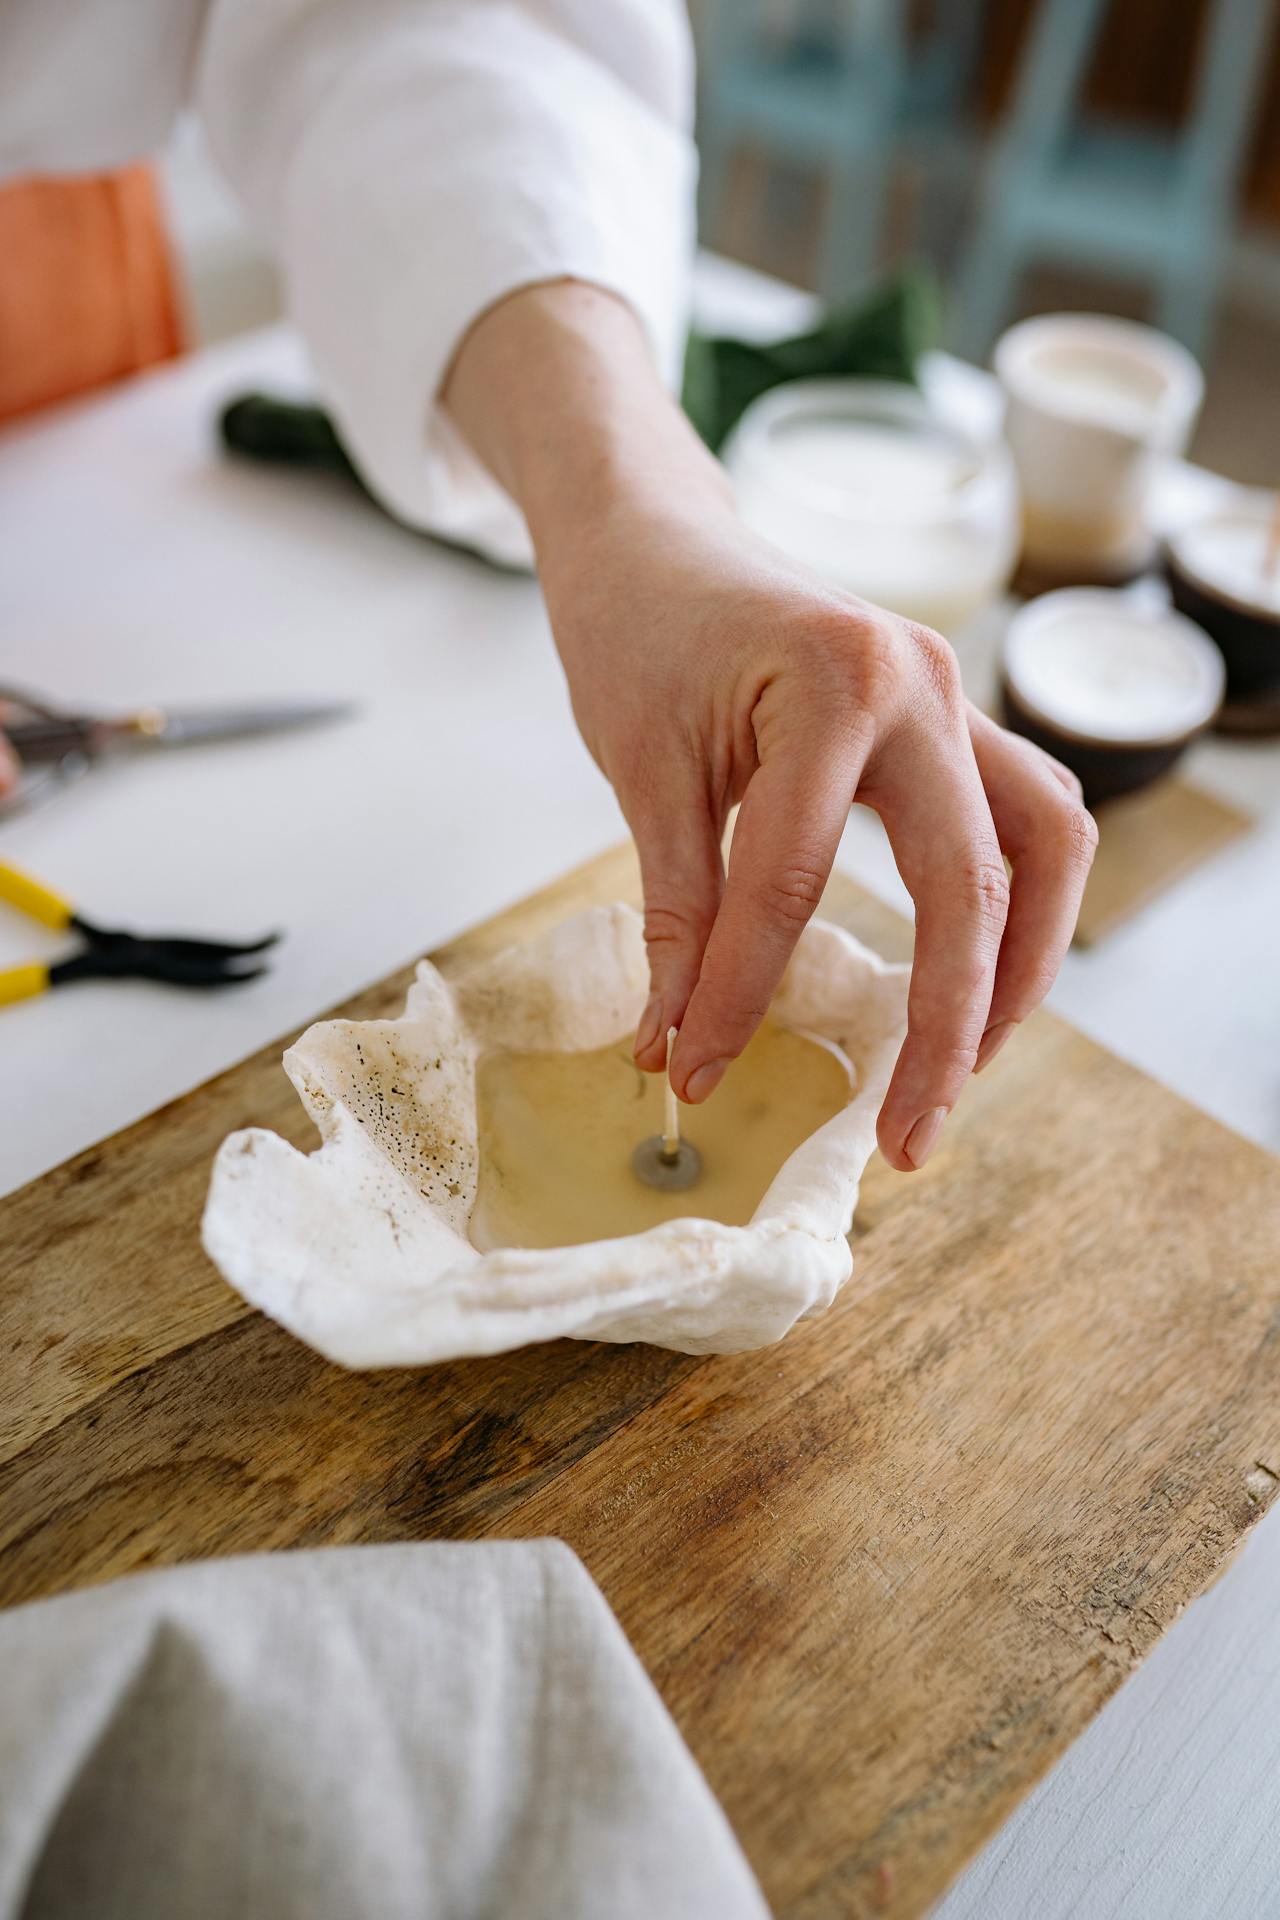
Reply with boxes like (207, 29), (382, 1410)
(0, 862), (74, 1005)
(0, 859), (275, 1005)
(0, 861), (75, 931)
(0, 961), (50, 1005)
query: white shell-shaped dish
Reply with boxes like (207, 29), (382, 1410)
(202, 904), (909, 1367)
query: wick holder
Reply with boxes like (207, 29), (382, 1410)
(631, 1134), (703, 1192)
(632, 1023), (702, 1191)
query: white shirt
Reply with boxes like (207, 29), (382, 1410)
(0, 0), (697, 565)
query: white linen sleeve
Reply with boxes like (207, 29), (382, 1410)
(196, 0), (697, 567)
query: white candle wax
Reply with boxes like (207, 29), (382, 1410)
(724, 380), (1018, 637)
(1004, 590), (1225, 744)
(1170, 510), (1280, 618)
(1018, 343), (1169, 435)
(995, 315), (1204, 579)
(770, 417), (974, 502)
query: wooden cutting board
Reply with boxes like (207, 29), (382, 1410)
(4, 843), (1279, 1919)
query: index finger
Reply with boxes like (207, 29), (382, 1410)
(670, 730), (864, 1102)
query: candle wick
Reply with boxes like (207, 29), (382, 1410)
(661, 1025), (680, 1162)
(632, 1024), (703, 1193)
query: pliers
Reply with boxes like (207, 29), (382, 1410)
(0, 861), (278, 1005)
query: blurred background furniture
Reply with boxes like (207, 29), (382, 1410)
(953, 0), (1277, 358)
(690, 0), (1280, 482)
(0, 167), (183, 420)
(697, 0), (986, 298)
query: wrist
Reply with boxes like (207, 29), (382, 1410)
(442, 280), (733, 558)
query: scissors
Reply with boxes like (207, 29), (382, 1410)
(0, 682), (356, 818)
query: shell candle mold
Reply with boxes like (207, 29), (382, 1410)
(722, 379), (1018, 635)
(1000, 589), (1224, 806)
(1165, 501), (1280, 703)
(202, 904), (909, 1365)
(995, 315), (1203, 584)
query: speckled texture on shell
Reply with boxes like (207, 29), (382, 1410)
(202, 904), (909, 1367)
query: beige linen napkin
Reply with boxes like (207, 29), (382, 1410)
(0, 1541), (767, 1920)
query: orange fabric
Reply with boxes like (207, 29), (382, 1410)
(0, 166), (186, 423)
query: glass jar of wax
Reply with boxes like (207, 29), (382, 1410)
(1000, 588), (1225, 806)
(722, 379), (1018, 637)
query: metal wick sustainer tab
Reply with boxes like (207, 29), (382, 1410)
(631, 1025), (703, 1192)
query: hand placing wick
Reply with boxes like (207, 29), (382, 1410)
(631, 1023), (704, 1192)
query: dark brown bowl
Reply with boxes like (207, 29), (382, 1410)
(1000, 682), (1194, 807)
(999, 587), (1226, 807)
(1164, 515), (1280, 700)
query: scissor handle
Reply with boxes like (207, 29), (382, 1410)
(0, 684), (94, 821)
(3, 717), (97, 762)
(0, 682), (68, 722)
(0, 684), (98, 761)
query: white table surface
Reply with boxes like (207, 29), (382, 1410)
(2, 253), (1278, 1916)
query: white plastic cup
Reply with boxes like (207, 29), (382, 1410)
(994, 315), (1204, 583)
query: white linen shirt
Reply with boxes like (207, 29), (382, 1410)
(0, 0), (697, 565)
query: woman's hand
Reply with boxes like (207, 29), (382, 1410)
(445, 282), (1097, 1169)
(539, 496), (1095, 1169)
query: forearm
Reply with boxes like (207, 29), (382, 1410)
(441, 281), (732, 557)
(201, 0), (695, 562)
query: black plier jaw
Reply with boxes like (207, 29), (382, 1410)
(0, 862), (278, 1004)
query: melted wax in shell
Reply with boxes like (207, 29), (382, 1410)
(470, 1021), (852, 1251)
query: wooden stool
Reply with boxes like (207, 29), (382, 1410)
(952, 0), (1276, 361)
(697, 0), (984, 300)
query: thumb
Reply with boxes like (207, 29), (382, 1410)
(627, 782), (725, 1073)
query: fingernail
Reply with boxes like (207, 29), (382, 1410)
(685, 1057), (731, 1104)
(634, 995), (662, 1059)
(974, 1020), (1017, 1075)
(903, 1107), (947, 1170)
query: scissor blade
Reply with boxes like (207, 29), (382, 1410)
(141, 699), (357, 747)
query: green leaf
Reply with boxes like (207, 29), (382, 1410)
(681, 266), (942, 452)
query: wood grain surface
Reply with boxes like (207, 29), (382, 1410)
(4, 843), (1279, 1920)
(1075, 778), (1253, 948)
